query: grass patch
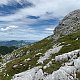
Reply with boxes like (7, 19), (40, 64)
(1, 35), (53, 79)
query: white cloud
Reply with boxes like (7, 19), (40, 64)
(0, 0), (9, 5)
(44, 28), (54, 34)
(0, 27), (47, 40)
(45, 28), (54, 31)
(0, 25), (18, 31)
(45, 25), (56, 34)
(0, 0), (80, 22)
(0, 0), (27, 5)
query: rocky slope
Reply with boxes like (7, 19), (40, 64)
(53, 9), (80, 39)
(12, 49), (80, 80)
(0, 9), (80, 80)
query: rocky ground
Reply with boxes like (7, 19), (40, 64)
(12, 49), (80, 80)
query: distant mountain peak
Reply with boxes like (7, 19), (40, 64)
(53, 9), (80, 39)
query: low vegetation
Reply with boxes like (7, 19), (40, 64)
(1, 31), (80, 80)
(0, 46), (17, 55)
(0, 35), (53, 80)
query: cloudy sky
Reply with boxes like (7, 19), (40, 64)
(0, 0), (80, 40)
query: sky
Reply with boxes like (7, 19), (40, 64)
(0, 0), (80, 40)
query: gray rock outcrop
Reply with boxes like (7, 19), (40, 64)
(53, 9), (80, 39)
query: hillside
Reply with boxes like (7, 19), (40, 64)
(0, 9), (80, 80)
(0, 46), (17, 55)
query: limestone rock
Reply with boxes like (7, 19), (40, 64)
(53, 9), (80, 39)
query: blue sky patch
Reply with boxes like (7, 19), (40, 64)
(27, 16), (40, 19)
(0, 0), (33, 16)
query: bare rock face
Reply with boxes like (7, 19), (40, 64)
(12, 66), (44, 80)
(53, 9), (80, 39)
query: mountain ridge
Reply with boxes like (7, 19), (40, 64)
(0, 40), (35, 47)
(0, 9), (80, 80)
